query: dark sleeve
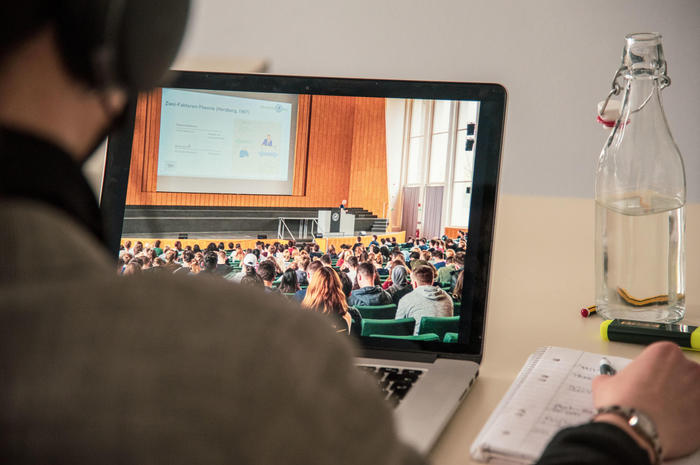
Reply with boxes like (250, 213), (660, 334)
(535, 422), (651, 465)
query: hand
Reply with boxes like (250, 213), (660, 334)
(592, 341), (700, 459)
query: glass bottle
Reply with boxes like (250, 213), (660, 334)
(595, 33), (686, 323)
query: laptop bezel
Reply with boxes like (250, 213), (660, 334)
(101, 71), (506, 363)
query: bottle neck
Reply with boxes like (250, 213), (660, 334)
(620, 76), (662, 116)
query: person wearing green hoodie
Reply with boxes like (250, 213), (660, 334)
(395, 265), (453, 335)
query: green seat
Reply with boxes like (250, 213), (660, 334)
(443, 332), (459, 343)
(370, 333), (440, 342)
(361, 318), (415, 337)
(453, 301), (461, 316)
(355, 304), (397, 320)
(283, 292), (297, 298)
(418, 316), (460, 340)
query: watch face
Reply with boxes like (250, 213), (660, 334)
(332, 213), (340, 221)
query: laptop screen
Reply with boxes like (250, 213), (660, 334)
(102, 72), (506, 360)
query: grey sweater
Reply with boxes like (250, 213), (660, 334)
(395, 285), (454, 335)
(0, 200), (423, 465)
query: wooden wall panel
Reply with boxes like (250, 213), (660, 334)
(347, 98), (389, 217)
(125, 93), (389, 217)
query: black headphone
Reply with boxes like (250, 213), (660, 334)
(50, 0), (190, 92)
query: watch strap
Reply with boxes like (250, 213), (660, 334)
(594, 405), (662, 465)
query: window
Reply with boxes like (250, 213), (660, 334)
(401, 98), (479, 231)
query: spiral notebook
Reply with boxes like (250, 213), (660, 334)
(470, 346), (699, 465)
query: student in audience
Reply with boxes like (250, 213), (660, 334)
(431, 250), (446, 270)
(278, 269), (300, 294)
(199, 251), (219, 276)
(257, 260), (280, 293)
(295, 260), (324, 301)
(369, 234), (379, 247)
(320, 254), (332, 266)
(395, 265), (453, 335)
(452, 269), (465, 302)
(379, 239), (391, 259)
(386, 263), (412, 305)
(310, 243), (322, 258)
(374, 253), (389, 277)
(348, 262), (392, 307)
(215, 250), (233, 276)
(327, 244), (338, 259)
(239, 273), (263, 288)
(408, 251), (421, 270)
(122, 262), (141, 276)
(173, 250), (195, 275)
(345, 256), (359, 287)
(163, 250), (181, 273)
(438, 253), (463, 290)
(301, 267), (353, 334)
(153, 240), (163, 257)
(229, 253), (258, 282)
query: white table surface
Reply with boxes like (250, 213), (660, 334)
(429, 194), (700, 465)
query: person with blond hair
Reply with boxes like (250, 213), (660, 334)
(301, 267), (352, 334)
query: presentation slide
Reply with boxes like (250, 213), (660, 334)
(156, 88), (297, 195)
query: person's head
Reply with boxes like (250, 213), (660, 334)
(122, 262), (141, 276)
(192, 244), (201, 253)
(203, 251), (218, 272)
(217, 250), (227, 264)
(337, 270), (353, 298)
(181, 249), (194, 264)
(372, 234), (378, 241)
(307, 259), (324, 282)
(356, 236), (362, 243)
(146, 248), (157, 261)
(300, 256), (311, 271)
(452, 269), (465, 301)
(390, 264), (408, 287)
(320, 254), (332, 265)
(409, 251), (420, 261)
(154, 239), (161, 248)
(165, 250), (176, 264)
(432, 249), (443, 261)
(346, 256), (359, 270)
(411, 264), (435, 288)
(356, 262), (376, 288)
(240, 274), (263, 289)
(153, 257), (165, 267)
(278, 269), (299, 294)
(455, 252), (465, 269)
(257, 260), (276, 285)
(174, 241), (182, 250)
(313, 243), (320, 252)
(301, 267), (347, 317)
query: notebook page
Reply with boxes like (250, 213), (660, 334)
(472, 346), (631, 463)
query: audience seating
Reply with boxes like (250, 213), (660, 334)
(453, 301), (461, 316)
(355, 304), (397, 319)
(361, 318), (415, 337)
(369, 333), (440, 342)
(418, 316), (460, 340)
(443, 332), (459, 343)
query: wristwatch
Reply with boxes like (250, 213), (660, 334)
(595, 405), (662, 465)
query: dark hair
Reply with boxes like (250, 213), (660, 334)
(203, 251), (218, 271)
(433, 249), (443, 259)
(182, 250), (194, 263)
(206, 242), (217, 252)
(174, 241), (182, 249)
(320, 254), (332, 265)
(347, 256), (359, 268)
(411, 265), (435, 286)
(228, 242), (234, 249)
(154, 240), (161, 247)
(356, 262), (376, 281)
(452, 269), (465, 301)
(278, 269), (299, 294)
(240, 274), (263, 288)
(257, 260), (277, 282)
(218, 242), (225, 250)
(409, 251), (420, 260)
(338, 271), (353, 298)
(193, 244), (201, 253)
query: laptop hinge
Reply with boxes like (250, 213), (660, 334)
(358, 348), (438, 363)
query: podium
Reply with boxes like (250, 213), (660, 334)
(318, 209), (355, 237)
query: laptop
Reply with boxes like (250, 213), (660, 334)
(101, 72), (506, 454)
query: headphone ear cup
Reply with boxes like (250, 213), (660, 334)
(54, 0), (111, 88)
(118, 0), (190, 91)
(54, 0), (190, 91)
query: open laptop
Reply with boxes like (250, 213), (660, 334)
(101, 72), (506, 454)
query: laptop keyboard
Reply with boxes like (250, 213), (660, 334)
(358, 365), (425, 408)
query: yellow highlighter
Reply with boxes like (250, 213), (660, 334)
(601, 319), (700, 351)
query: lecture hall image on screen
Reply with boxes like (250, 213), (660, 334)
(118, 86), (480, 340)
